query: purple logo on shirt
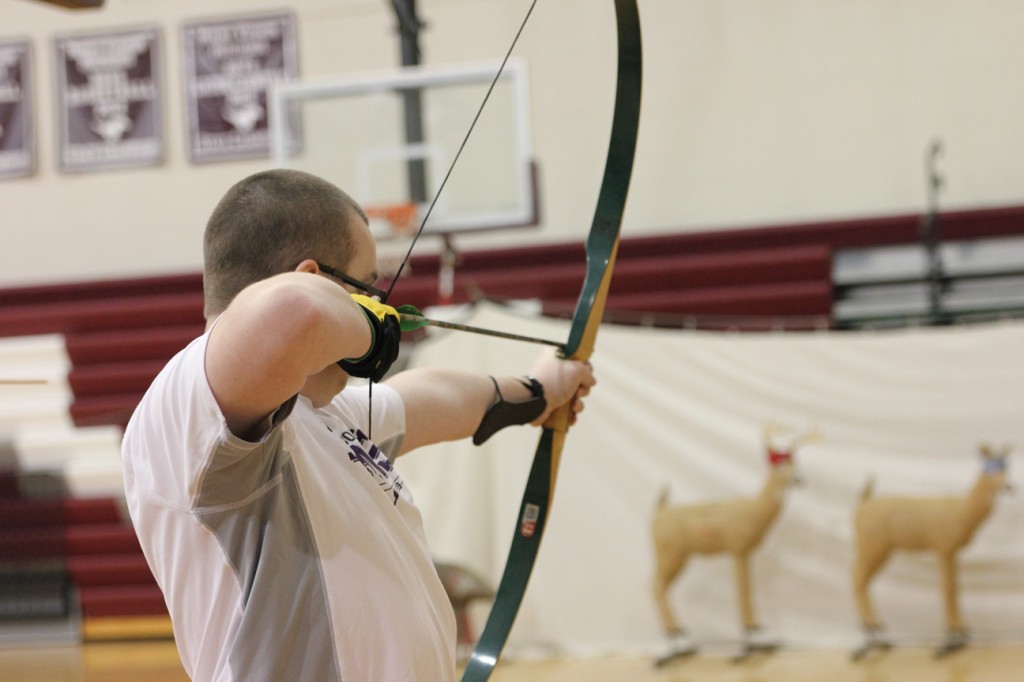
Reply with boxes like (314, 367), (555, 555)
(327, 425), (405, 504)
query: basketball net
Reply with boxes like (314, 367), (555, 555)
(364, 203), (420, 283)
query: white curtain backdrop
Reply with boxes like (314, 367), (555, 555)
(396, 303), (1024, 656)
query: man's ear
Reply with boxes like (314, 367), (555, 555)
(295, 259), (319, 274)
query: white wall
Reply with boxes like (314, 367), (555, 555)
(2, 0), (1024, 287)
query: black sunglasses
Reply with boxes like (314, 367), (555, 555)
(316, 262), (388, 300)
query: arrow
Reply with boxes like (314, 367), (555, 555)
(397, 310), (565, 350)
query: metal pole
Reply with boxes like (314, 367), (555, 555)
(391, 0), (429, 203)
(922, 138), (945, 321)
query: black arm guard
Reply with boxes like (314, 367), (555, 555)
(337, 306), (401, 383)
(472, 376), (546, 445)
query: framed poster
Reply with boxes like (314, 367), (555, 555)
(181, 11), (300, 163)
(53, 26), (163, 173)
(0, 40), (35, 179)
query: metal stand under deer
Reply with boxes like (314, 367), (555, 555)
(851, 443), (1012, 661)
(651, 424), (819, 666)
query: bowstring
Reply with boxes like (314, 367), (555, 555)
(371, 0), (540, 441)
(381, 0), (539, 303)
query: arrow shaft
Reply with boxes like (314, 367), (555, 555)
(399, 314), (564, 350)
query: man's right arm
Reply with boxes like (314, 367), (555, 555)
(204, 272), (371, 439)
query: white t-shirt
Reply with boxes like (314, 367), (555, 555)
(122, 332), (456, 681)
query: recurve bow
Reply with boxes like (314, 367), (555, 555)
(460, 2), (642, 679)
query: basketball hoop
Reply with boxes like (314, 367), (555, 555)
(365, 203), (419, 237)
(364, 202), (421, 281)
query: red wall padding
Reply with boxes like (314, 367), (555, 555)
(78, 584), (166, 618)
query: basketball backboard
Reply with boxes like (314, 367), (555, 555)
(268, 59), (537, 236)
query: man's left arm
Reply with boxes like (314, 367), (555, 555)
(384, 352), (595, 456)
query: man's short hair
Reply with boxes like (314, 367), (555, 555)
(202, 169), (367, 318)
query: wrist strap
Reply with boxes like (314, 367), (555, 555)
(341, 304), (379, 364)
(472, 376), (547, 446)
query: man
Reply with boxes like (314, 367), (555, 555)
(121, 169), (595, 681)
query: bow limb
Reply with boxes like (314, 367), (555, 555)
(461, 2), (641, 679)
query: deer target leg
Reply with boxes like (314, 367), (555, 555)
(851, 546), (892, 661)
(728, 554), (779, 663)
(853, 545), (891, 631)
(935, 552), (969, 658)
(939, 552), (966, 634)
(733, 553), (757, 632)
(652, 550), (690, 634)
(652, 551), (698, 666)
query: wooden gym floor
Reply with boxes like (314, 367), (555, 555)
(0, 641), (1021, 681)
